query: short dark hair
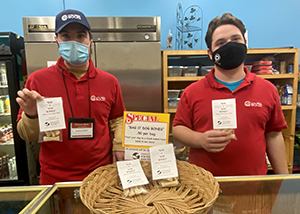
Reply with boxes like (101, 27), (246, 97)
(205, 13), (246, 50)
(88, 30), (93, 40)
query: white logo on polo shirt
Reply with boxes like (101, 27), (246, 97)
(214, 53), (221, 62)
(90, 95), (106, 102)
(61, 14), (81, 22)
(244, 101), (262, 108)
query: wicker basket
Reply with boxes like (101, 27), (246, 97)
(80, 160), (219, 214)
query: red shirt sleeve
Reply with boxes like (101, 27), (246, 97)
(172, 91), (193, 129)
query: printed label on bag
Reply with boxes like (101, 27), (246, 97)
(149, 144), (178, 180)
(37, 97), (66, 132)
(125, 147), (150, 161)
(212, 98), (237, 129)
(117, 159), (149, 189)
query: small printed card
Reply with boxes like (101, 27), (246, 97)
(117, 159), (149, 189)
(36, 97), (66, 132)
(149, 144), (178, 180)
(212, 98), (237, 129)
(125, 147), (151, 161)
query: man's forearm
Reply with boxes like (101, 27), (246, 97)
(172, 125), (203, 149)
(109, 116), (124, 152)
(266, 131), (289, 174)
(17, 112), (39, 142)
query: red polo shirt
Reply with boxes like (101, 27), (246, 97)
(17, 57), (125, 184)
(173, 67), (287, 176)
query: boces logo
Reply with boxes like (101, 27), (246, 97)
(244, 101), (262, 108)
(61, 14), (82, 22)
(90, 95), (105, 102)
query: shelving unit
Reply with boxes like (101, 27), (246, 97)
(162, 48), (299, 174)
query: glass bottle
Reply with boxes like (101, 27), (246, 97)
(167, 29), (173, 50)
(5, 95), (10, 113)
(0, 97), (4, 114)
(11, 156), (17, 179)
(8, 157), (13, 179)
(0, 65), (7, 86)
(0, 157), (3, 179)
(2, 155), (8, 179)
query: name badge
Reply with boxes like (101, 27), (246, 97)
(68, 118), (94, 139)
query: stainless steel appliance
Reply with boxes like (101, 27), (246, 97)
(22, 16), (162, 112)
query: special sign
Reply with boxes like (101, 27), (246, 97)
(122, 111), (170, 148)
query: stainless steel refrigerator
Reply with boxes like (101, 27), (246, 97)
(23, 16), (162, 113)
(0, 32), (29, 186)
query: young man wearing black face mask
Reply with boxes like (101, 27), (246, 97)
(15, 9), (126, 184)
(172, 13), (289, 176)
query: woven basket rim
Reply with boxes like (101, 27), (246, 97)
(80, 160), (219, 214)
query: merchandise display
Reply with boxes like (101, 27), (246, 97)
(80, 160), (219, 214)
(0, 32), (29, 185)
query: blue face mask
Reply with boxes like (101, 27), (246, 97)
(58, 41), (90, 65)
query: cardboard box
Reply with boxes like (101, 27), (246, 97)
(280, 61), (286, 74)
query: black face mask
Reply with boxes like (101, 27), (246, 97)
(212, 42), (247, 70)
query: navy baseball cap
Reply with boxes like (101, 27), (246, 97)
(55, 9), (91, 33)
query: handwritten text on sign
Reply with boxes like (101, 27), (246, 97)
(124, 121), (167, 147)
(123, 111), (170, 148)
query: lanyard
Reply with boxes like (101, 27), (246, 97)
(61, 69), (91, 118)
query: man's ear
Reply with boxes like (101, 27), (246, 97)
(89, 39), (93, 54)
(54, 35), (59, 47)
(207, 48), (212, 60)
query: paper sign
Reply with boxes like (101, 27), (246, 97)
(36, 97), (66, 132)
(123, 111), (170, 148)
(150, 144), (178, 180)
(212, 98), (237, 129)
(125, 147), (150, 161)
(117, 159), (149, 189)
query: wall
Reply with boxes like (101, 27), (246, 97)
(0, 0), (299, 51)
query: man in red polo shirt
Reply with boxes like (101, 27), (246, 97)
(172, 13), (288, 176)
(16, 9), (126, 184)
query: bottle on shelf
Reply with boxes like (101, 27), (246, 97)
(0, 65), (8, 86)
(4, 125), (10, 141)
(167, 29), (173, 50)
(8, 124), (13, 139)
(0, 157), (3, 179)
(8, 156), (17, 180)
(5, 95), (10, 113)
(2, 155), (9, 179)
(0, 127), (6, 143)
(10, 156), (17, 179)
(5, 154), (9, 179)
(0, 97), (4, 114)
